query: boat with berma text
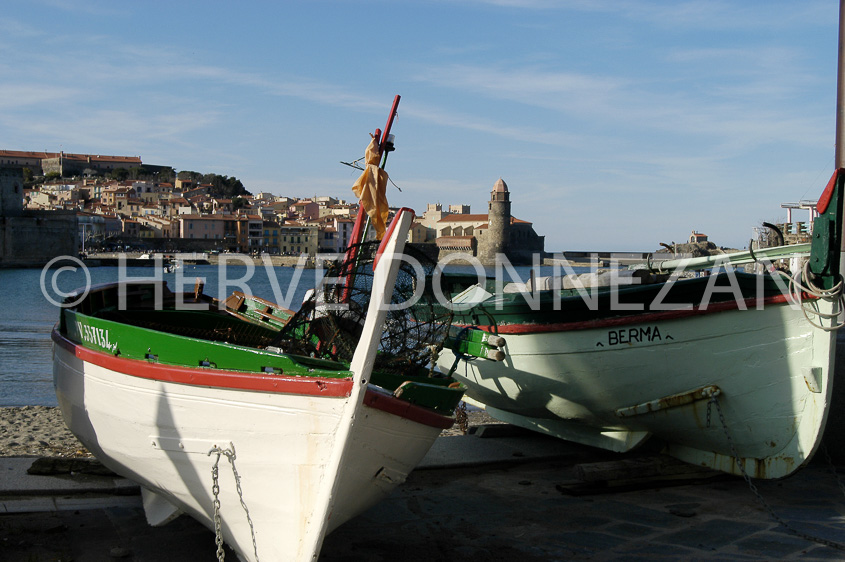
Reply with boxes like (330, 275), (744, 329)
(437, 14), (845, 480)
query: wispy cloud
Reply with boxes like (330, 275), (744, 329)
(0, 17), (42, 38)
(454, 0), (831, 29)
(3, 26), (564, 154)
(1, 0), (836, 251)
(0, 84), (82, 109)
(400, 100), (586, 147)
(28, 0), (129, 17)
(413, 63), (624, 114)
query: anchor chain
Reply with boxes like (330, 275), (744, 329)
(708, 395), (845, 551)
(209, 443), (260, 562)
(821, 443), (845, 499)
(210, 456), (225, 560)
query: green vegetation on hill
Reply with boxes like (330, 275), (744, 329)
(177, 171), (252, 199)
(34, 165), (253, 200)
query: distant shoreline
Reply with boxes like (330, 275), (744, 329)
(83, 252), (314, 268)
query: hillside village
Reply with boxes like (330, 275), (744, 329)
(43, 177), (365, 256)
(2, 150), (545, 264)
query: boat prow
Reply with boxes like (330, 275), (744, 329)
(54, 205), (462, 560)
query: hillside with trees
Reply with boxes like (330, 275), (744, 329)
(177, 171), (251, 199)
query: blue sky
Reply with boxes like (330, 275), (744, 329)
(1, 1), (840, 251)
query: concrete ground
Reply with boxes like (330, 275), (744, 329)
(2, 430), (845, 561)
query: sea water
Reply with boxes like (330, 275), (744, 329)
(0, 261), (568, 406)
(0, 263), (323, 406)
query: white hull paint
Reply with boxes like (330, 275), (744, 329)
(53, 345), (442, 560)
(440, 298), (836, 479)
(52, 210), (446, 560)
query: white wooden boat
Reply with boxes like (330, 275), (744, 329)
(440, 261), (840, 478)
(53, 209), (464, 561)
(438, 14), (845, 478)
(52, 93), (473, 562)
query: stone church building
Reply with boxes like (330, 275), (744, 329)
(433, 178), (544, 265)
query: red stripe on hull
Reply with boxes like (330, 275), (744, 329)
(362, 390), (455, 430)
(455, 294), (799, 335)
(52, 328), (455, 429)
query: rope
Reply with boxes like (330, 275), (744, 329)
(772, 262), (845, 331)
(427, 344), (440, 377)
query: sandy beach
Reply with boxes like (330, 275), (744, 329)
(0, 404), (494, 459)
(0, 406), (92, 458)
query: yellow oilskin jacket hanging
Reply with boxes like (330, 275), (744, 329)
(351, 136), (389, 239)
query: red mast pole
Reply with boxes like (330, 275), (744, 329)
(380, 95), (401, 152)
(342, 96), (402, 302)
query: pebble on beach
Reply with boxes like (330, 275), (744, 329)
(0, 406), (92, 458)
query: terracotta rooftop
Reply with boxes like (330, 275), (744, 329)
(0, 150), (141, 163)
(0, 150), (53, 159)
(436, 214), (490, 223)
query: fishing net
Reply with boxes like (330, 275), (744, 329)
(268, 241), (455, 373)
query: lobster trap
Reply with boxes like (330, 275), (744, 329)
(268, 242), (455, 374)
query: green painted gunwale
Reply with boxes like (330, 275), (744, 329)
(447, 270), (793, 326)
(64, 308), (352, 378)
(59, 281), (466, 414)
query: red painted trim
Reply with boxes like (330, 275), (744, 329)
(341, 210), (368, 303)
(454, 293), (802, 335)
(53, 328), (455, 428)
(817, 168), (841, 214)
(379, 95), (401, 150)
(363, 390), (455, 429)
(52, 328), (354, 398)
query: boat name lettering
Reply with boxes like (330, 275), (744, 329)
(76, 321), (117, 352)
(608, 326), (662, 346)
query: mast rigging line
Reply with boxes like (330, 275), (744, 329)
(339, 159), (403, 192)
